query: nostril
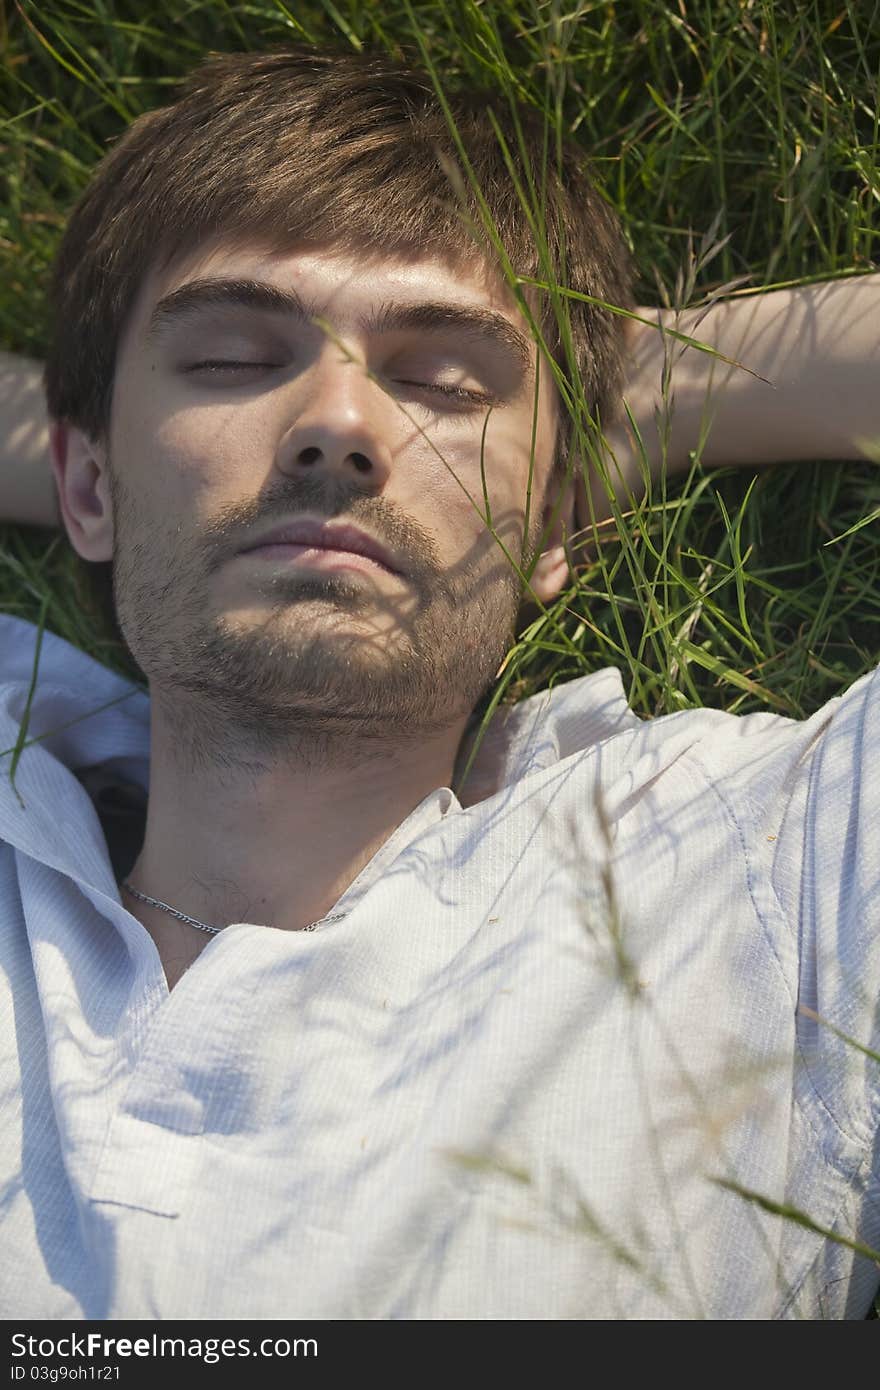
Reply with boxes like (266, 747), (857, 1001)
(350, 452), (372, 474)
(298, 446), (321, 466)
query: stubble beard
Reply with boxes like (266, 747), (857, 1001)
(109, 471), (533, 776)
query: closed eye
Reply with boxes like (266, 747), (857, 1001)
(186, 363), (492, 405)
(394, 379), (493, 406)
(187, 360), (279, 373)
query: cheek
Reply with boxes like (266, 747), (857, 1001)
(123, 404), (268, 525)
(157, 406), (256, 481)
(419, 433), (540, 573)
(471, 413), (554, 527)
(407, 439), (499, 564)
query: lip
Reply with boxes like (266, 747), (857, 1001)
(238, 518), (401, 575)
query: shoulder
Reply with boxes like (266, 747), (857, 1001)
(0, 614), (149, 858)
(677, 663), (880, 830)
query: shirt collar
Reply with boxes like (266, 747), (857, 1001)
(0, 615), (150, 893)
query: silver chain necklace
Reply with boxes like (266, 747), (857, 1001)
(120, 880), (347, 937)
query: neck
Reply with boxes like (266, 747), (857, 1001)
(125, 686), (471, 948)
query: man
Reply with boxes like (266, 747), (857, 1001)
(0, 46), (877, 1320)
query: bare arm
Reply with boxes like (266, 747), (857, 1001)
(585, 272), (880, 524)
(0, 352), (58, 528)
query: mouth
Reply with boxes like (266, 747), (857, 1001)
(239, 541), (398, 578)
(238, 518), (402, 576)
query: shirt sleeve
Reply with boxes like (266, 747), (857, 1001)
(761, 665), (880, 1152)
(689, 663), (880, 1152)
(687, 665), (880, 1314)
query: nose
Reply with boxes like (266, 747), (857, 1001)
(275, 347), (394, 488)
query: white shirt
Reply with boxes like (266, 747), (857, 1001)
(0, 611), (877, 1320)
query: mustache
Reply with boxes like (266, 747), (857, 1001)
(200, 479), (439, 576)
(112, 469), (529, 608)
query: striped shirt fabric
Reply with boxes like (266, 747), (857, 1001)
(0, 611), (877, 1320)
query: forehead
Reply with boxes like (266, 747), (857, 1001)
(124, 237), (538, 353)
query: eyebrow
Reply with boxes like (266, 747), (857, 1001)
(144, 276), (534, 376)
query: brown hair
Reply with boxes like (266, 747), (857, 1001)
(43, 44), (633, 653)
(45, 43), (633, 438)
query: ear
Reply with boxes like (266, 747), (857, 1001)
(49, 420), (115, 562)
(522, 473), (578, 607)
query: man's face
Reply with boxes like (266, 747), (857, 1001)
(96, 240), (565, 747)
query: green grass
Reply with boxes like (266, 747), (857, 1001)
(1, 0), (878, 1317)
(1, 0), (877, 720)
